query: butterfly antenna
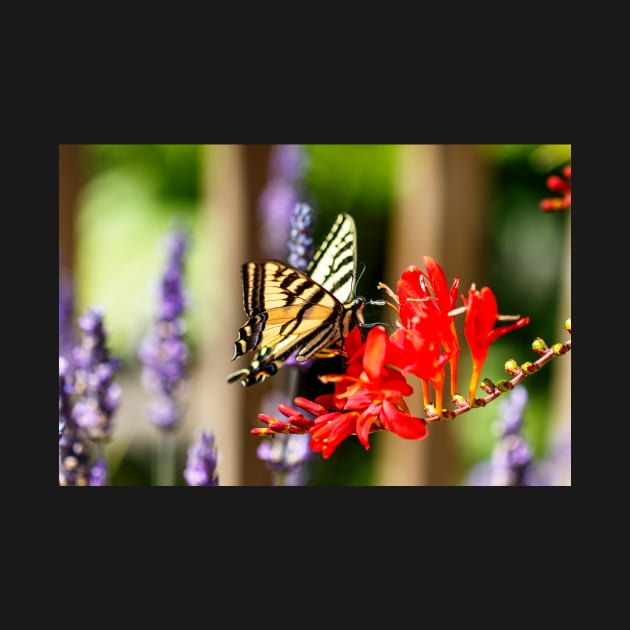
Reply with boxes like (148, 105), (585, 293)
(355, 264), (388, 306)
(353, 262), (367, 298)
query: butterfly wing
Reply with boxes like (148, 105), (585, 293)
(228, 214), (361, 387)
(307, 212), (357, 305)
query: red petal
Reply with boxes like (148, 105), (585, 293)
(422, 256), (457, 311)
(344, 326), (365, 364)
(293, 397), (328, 417)
(398, 266), (424, 301)
(478, 287), (498, 330)
(342, 386), (378, 410)
(310, 412), (358, 459)
(363, 326), (388, 382)
(355, 405), (381, 449)
(313, 393), (338, 411)
(464, 286), (498, 358)
(380, 400), (427, 440)
(287, 415), (316, 431)
(487, 316), (530, 345)
(257, 413), (275, 425)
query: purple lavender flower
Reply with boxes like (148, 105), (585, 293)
(257, 389), (314, 486)
(287, 202), (315, 272)
(486, 435), (537, 486)
(59, 424), (94, 486)
(258, 145), (308, 259)
(139, 228), (190, 431)
(257, 434), (313, 486)
(184, 429), (219, 486)
(59, 357), (72, 440)
(466, 385), (543, 486)
(534, 417), (571, 485)
(59, 356), (100, 486)
(88, 457), (108, 486)
(156, 228), (188, 320)
(72, 306), (121, 442)
(497, 385), (529, 436)
(284, 203), (316, 374)
(269, 143), (307, 182)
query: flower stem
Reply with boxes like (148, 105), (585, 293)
(95, 441), (108, 480)
(154, 430), (176, 486)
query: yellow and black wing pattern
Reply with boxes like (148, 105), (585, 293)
(228, 213), (363, 387)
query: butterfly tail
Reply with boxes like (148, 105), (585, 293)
(230, 313), (268, 361)
(227, 356), (279, 387)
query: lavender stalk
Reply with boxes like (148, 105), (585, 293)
(466, 385), (545, 486)
(138, 227), (190, 485)
(258, 144), (308, 259)
(183, 429), (219, 486)
(60, 306), (121, 486)
(59, 356), (93, 485)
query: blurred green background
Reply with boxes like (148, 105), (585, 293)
(60, 144), (571, 485)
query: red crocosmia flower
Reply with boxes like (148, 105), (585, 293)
(309, 410), (361, 459)
(540, 164), (571, 212)
(462, 285), (530, 403)
(339, 325), (366, 378)
(308, 326), (426, 458)
(252, 400), (317, 437)
(386, 325), (454, 414)
(396, 257), (461, 397)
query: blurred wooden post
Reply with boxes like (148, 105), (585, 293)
(432, 145), (490, 484)
(548, 213), (571, 484)
(373, 145), (441, 486)
(241, 144), (274, 485)
(195, 144), (273, 486)
(59, 144), (83, 271)
(373, 145), (490, 485)
(196, 145), (248, 486)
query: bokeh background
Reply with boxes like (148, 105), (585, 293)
(59, 144), (571, 486)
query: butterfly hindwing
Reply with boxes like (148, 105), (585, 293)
(228, 213), (362, 387)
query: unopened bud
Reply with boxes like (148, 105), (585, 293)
(532, 337), (548, 355)
(552, 342), (569, 356)
(481, 378), (496, 395)
(504, 359), (520, 376)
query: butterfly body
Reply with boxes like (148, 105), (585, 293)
(228, 213), (363, 387)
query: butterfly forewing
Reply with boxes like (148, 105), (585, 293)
(306, 213), (358, 305)
(228, 213), (361, 387)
